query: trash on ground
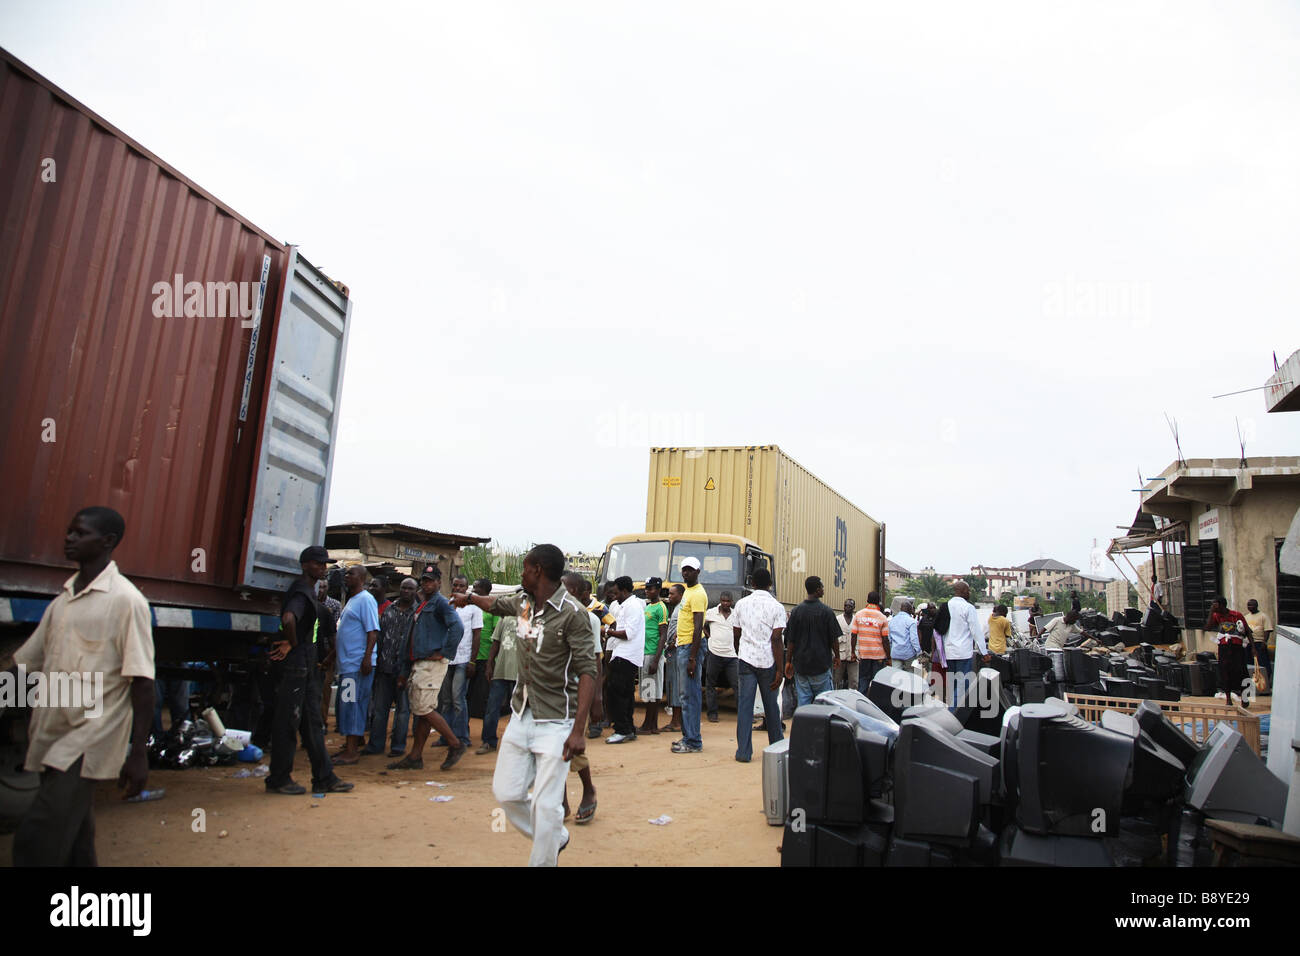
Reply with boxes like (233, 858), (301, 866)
(648, 814), (672, 826)
(430, 795), (454, 803)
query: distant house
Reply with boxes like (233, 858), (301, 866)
(1017, 558), (1079, 600)
(885, 559), (913, 593)
(1072, 572), (1113, 594)
(972, 564), (1026, 597)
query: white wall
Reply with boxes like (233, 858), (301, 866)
(1267, 625), (1299, 788)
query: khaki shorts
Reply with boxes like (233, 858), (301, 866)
(408, 658), (450, 717)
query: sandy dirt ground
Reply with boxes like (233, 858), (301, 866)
(0, 703), (786, 867)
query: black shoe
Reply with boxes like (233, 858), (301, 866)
(312, 778), (355, 794)
(707, 714), (719, 722)
(440, 746), (466, 771)
(266, 780), (306, 795)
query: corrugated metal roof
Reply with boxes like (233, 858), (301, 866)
(326, 523), (492, 547)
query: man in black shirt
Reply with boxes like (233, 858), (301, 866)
(266, 546), (354, 795)
(783, 576), (841, 708)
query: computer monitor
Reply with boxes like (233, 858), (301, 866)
(1184, 723), (1287, 826)
(1064, 648), (1101, 686)
(1132, 699), (1200, 766)
(897, 720), (999, 804)
(957, 667), (1011, 736)
(1014, 700), (1132, 837)
(1011, 648), (1051, 682)
(1099, 710), (1185, 804)
(788, 705), (892, 826)
(893, 722), (998, 845)
(1000, 707), (1022, 814)
(815, 688), (900, 740)
(902, 702), (963, 736)
(867, 665), (934, 722)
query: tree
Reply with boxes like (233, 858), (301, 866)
(459, 544), (524, 586)
(961, 574), (989, 600)
(900, 574), (953, 603)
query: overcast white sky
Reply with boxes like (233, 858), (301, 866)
(4, 1), (1298, 579)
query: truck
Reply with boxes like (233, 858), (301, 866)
(597, 446), (884, 609)
(0, 49), (351, 730)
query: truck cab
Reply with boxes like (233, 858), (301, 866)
(597, 533), (774, 607)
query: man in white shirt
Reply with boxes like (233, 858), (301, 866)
(730, 568), (787, 762)
(603, 576), (645, 744)
(11, 506), (155, 866)
(703, 592), (739, 723)
(1043, 610), (1081, 651)
(944, 581), (988, 708)
(437, 575), (481, 749)
(835, 598), (856, 690)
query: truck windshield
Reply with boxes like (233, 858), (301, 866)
(606, 541), (670, 582)
(670, 542), (742, 585)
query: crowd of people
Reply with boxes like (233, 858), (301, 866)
(7, 508), (1280, 868)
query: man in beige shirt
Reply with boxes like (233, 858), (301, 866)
(9, 507), (155, 866)
(1244, 599), (1274, 682)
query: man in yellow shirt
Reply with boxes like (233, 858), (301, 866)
(672, 557), (708, 754)
(987, 604), (1012, 655)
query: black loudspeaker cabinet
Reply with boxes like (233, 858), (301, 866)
(1198, 660), (1219, 696)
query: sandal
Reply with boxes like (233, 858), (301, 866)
(575, 799), (597, 825)
(386, 755), (423, 770)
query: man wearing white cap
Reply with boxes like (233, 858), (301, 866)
(671, 557), (708, 753)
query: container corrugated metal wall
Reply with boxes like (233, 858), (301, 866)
(0, 49), (295, 609)
(646, 446), (882, 608)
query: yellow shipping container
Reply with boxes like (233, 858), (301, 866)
(644, 446), (883, 609)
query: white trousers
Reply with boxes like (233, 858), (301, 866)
(493, 708), (573, 867)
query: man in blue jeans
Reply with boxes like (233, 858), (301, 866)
(478, 615), (519, 753)
(671, 557), (708, 754)
(731, 567), (787, 762)
(436, 575), (480, 749)
(943, 580), (987, 710)
(364, 577), (418, 756)
(784, 576), (841, 707)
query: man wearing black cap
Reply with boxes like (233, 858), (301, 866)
(265, 546), (354, 795)
(389, 565), (466, 771)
